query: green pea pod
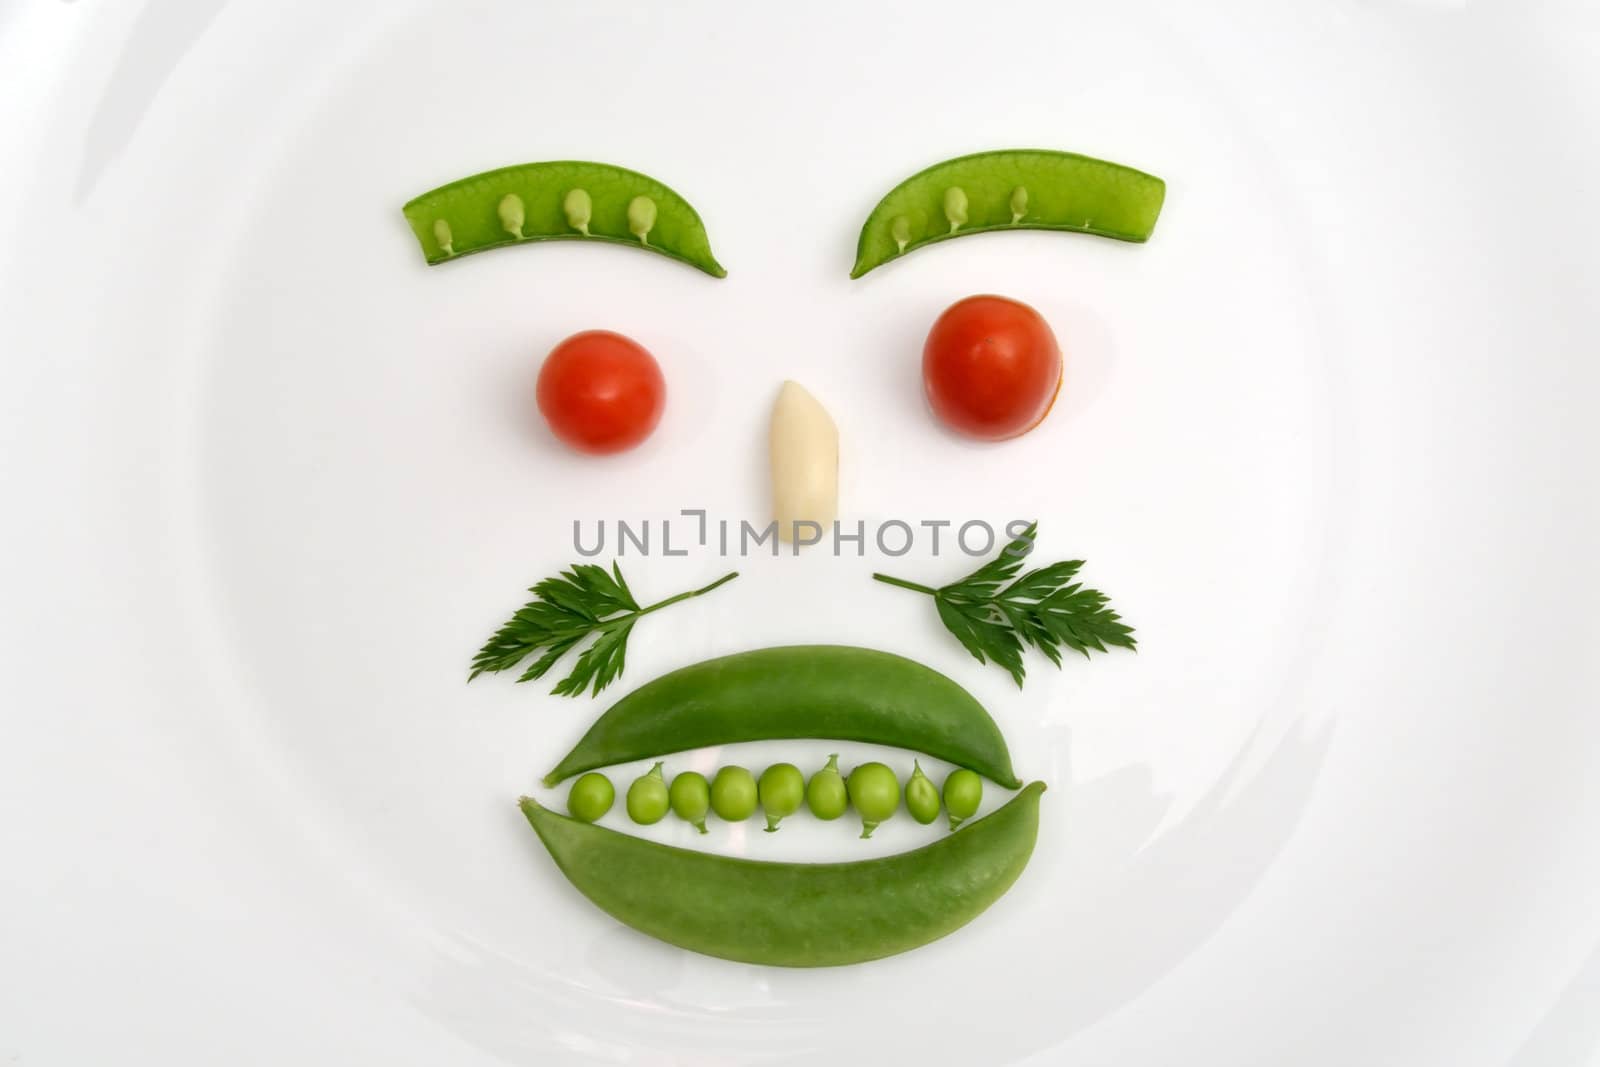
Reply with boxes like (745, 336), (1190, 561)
(519, 782), (1045, 967)
(542, 646), (1021, 789)
(850, 148), (1165, 278)
(403, 160), (726, 277)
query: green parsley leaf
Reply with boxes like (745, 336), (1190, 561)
(873, 523), (1134, 687)
(470, 564), (738, 698)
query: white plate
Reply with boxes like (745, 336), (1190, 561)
(3, 1), (1599, 1064)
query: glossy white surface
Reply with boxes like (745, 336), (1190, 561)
(2, 1), (1598, 1063)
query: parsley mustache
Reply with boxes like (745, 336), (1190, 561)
(873, 522), (1135, 687)
(470, 564), (739, 698)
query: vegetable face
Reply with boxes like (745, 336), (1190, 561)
(519, 782), (1046, 966)
(769, 381), (839, 545)
(923, 295), (1062, 441)
(403, 160), (726, 277)
(543, 646), (1021, 789)
(626, 762), (669, 825)
(537, 330), (666, 456)
(567, 772), (615, 822)
(850, 149), (1165, 277)
(710, 766), (758, 822)
(805, 755), (849, 821)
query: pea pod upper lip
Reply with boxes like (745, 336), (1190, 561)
(543, 644), (1023, 789)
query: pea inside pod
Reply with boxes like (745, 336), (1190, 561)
(669, 771), (711, 833)
(759, 763), (806, 832)
(806, 754), (848, 821)
(850, 148), (1166, 278)
(847, 761), (900, 839)
(711, 765), (758, 822)
(626, 762), (670, 825)
(403, 160), (726, 277)
(905, 761), (941, 825)
(519, 782), (1046, 967)
(566, 772), (614, 823)
(944, 768), (983, 831)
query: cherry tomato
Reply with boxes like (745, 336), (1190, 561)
(536, 330), (666, 454)
(922, 295), (1062, 441)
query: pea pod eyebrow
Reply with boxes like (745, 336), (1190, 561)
(849, 149), (1166, 278)
(402, 160), (727, 277)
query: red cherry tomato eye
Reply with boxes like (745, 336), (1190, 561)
(536, 330), (666, 455)
(921, 295), (1062, 441)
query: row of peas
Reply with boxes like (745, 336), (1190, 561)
(565, 755), (985, 839)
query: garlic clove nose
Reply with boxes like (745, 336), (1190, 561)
(769, 380), (839, 545)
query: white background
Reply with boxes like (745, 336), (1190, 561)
(2, 0), (1598, 1064)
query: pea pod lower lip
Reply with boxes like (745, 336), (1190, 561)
(542, 645), (1022, 789)
(520, 782), (1045, 967)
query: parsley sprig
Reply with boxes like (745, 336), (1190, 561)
(470, 564), (738, 697)
(873, 523), (1134, 687)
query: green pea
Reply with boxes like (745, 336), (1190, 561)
(849, 148), (1167, 278)
(544, 647), (1019, 790)
(847, 762), (900, 839)
(521, 782), (1047, 967)
(431, 218), (454, 256)
(805, 754), (848, 821)
(562, 187), (592, 236)
(669, 771), (711, 833)
(402, 160), (726, 277)
(943, 768), (983, 830)
(497, 193), (525, 238)
(627, 195), (657, 245)
(943, 186), (969, 233)
(890, 215), (911, 254)
(905, 760), (940, 825)
(626, 761), (669, 825)
(758, 762), (805, 832)
(566, 772), (614, 823)
(710, 765), (758, 822)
